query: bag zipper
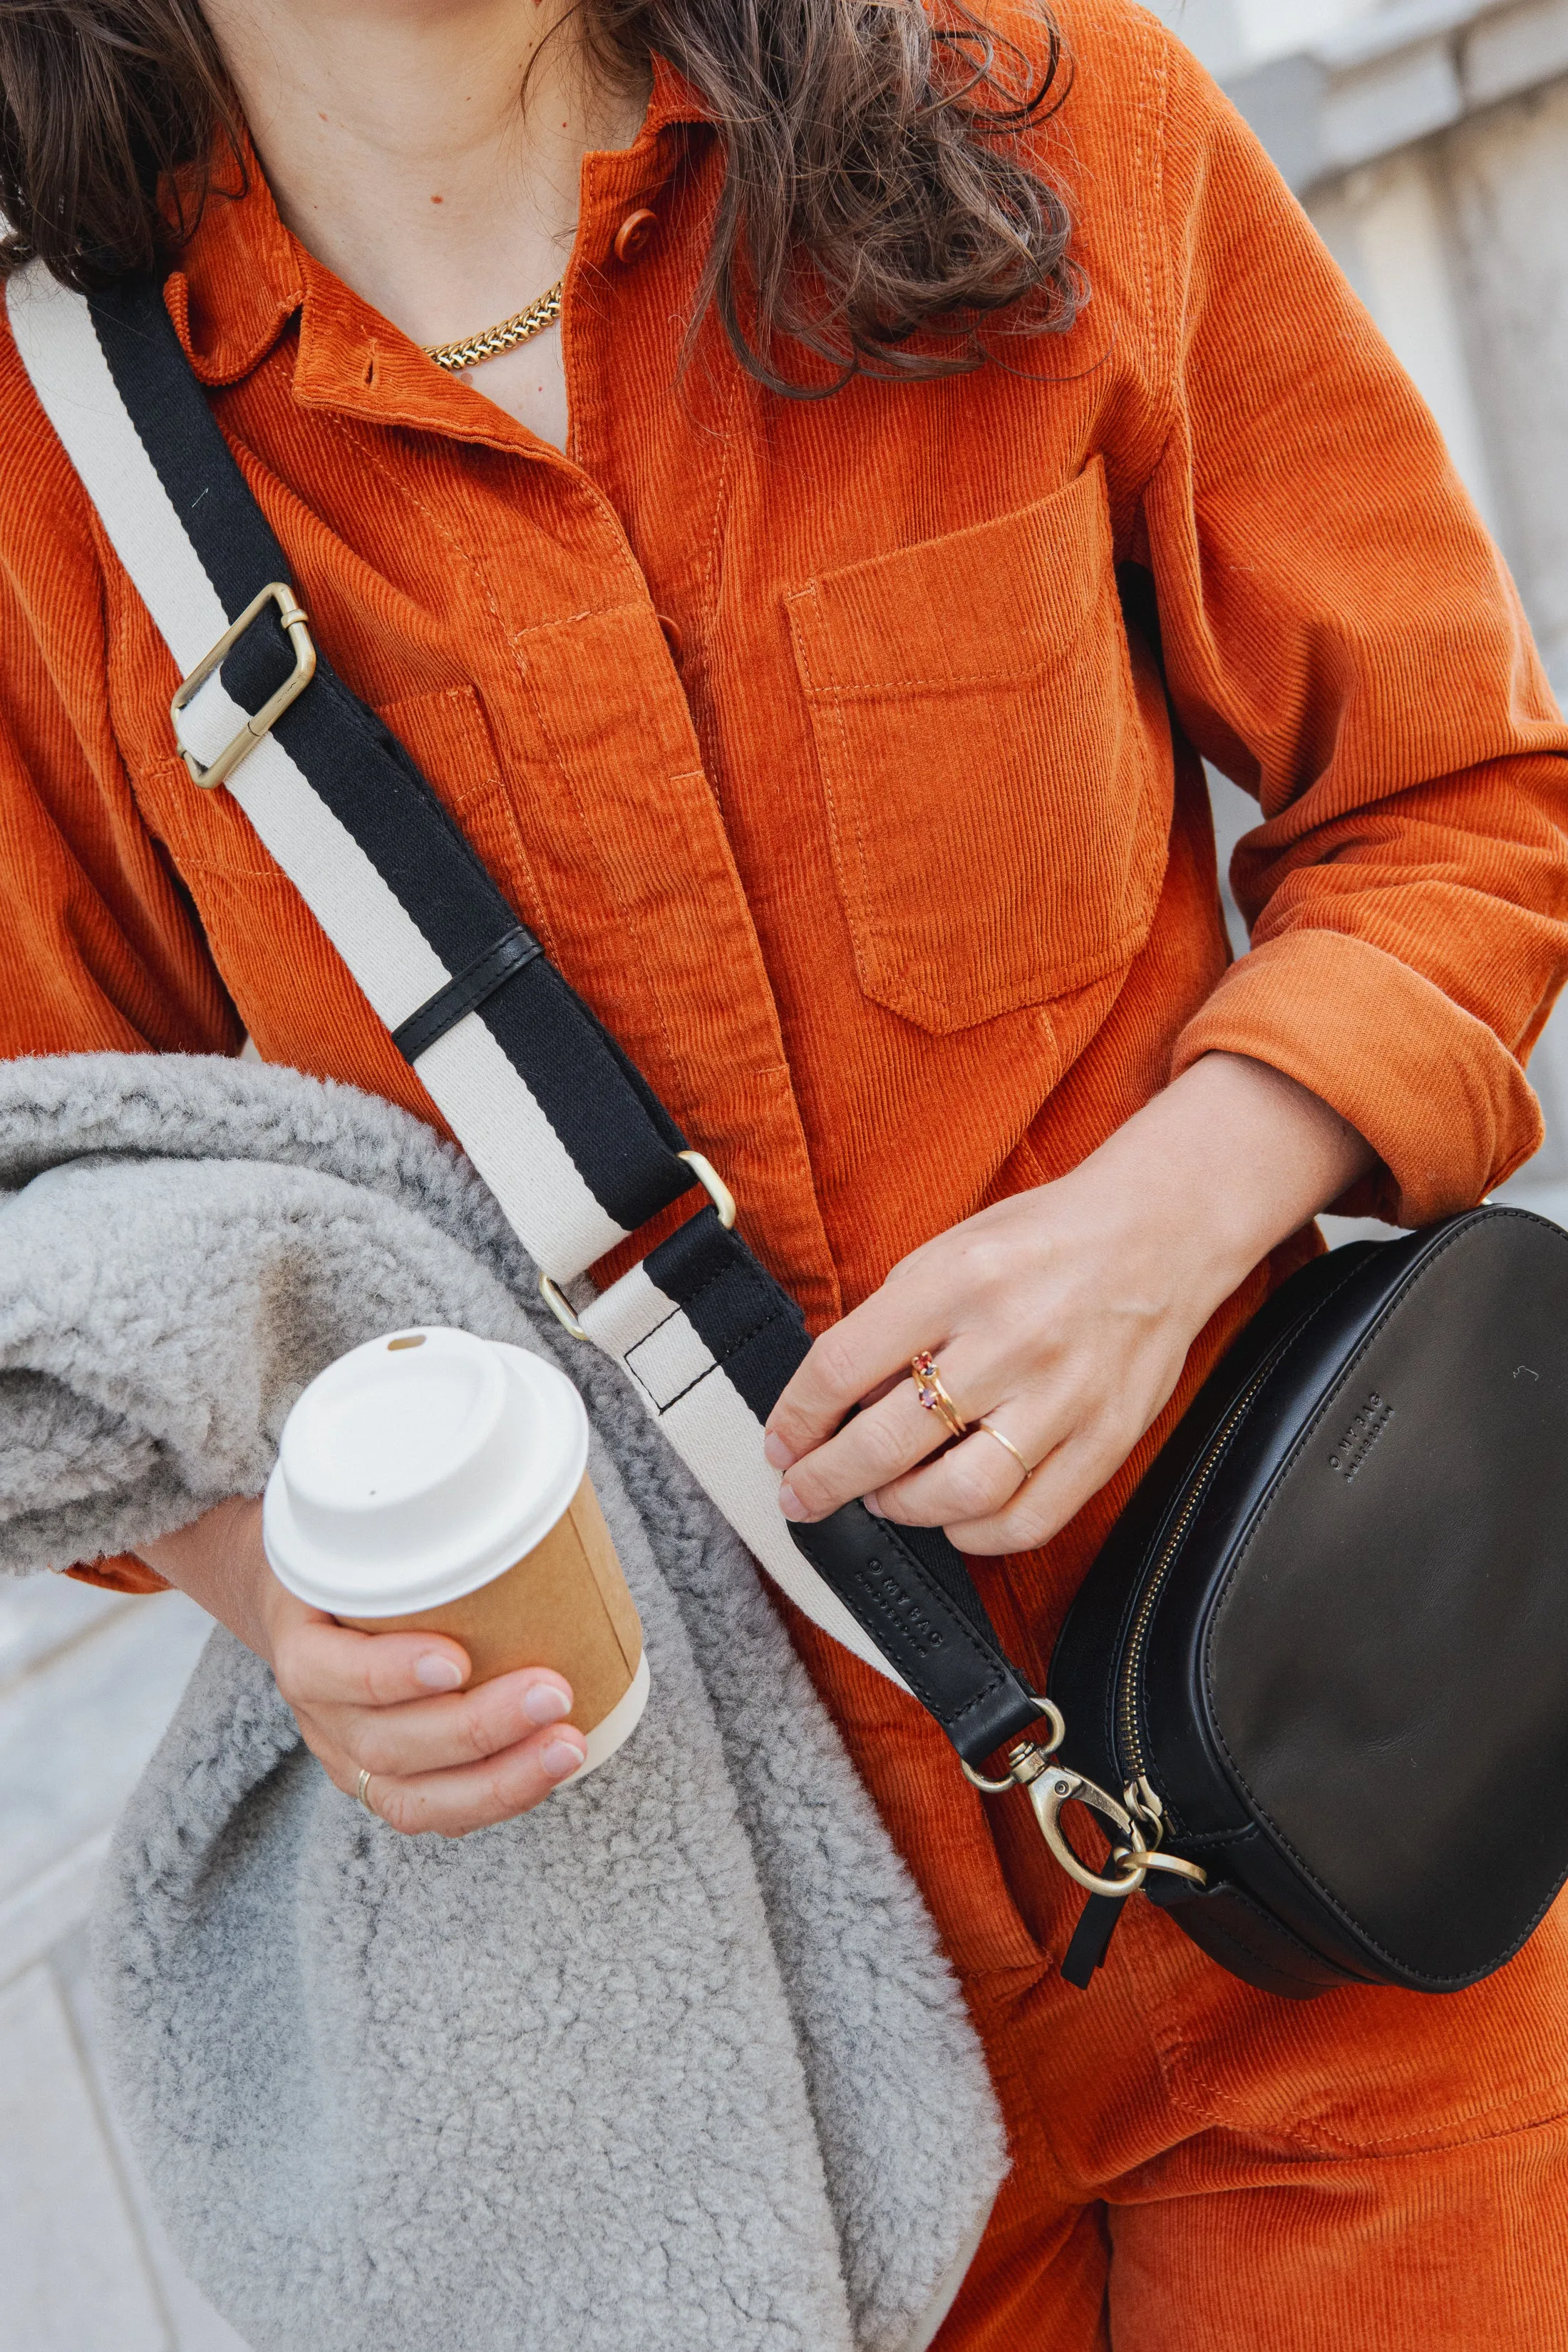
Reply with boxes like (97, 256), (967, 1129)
(1060, 1267), (1373, 1983)
(1115, 1361), (1274, 1800)
(982, 1275), (1358, 1986)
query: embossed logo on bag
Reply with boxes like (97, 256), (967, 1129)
(1329, 1391), (1393, 1481)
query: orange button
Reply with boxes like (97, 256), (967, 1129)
(614, 208), (659, 265)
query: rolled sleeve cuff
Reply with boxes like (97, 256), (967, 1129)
(1172, 932), (1544, 1227)
(65, 1555), (172, 1596)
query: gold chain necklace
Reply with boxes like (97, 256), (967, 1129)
(421, 279), (565, 374)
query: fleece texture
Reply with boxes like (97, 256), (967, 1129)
(0, 1053), (1004, 2352)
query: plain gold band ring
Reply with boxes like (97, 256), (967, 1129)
(977, 1421), (1032, 1483)
(910, 1350), (968, 1443)
(356, 1768), (378, 1817)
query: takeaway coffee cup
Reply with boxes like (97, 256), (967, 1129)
(262, 1327), (649, 1778)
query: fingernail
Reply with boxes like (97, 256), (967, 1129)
(522, 1683), (572, 1727)
(778, 1483), (807, 1522)
(864, 1492), (886, 1520)
(414, 1653), (465, 1692)
(542, 1735), (587, 1780)
(763, 1433), (794, 1470)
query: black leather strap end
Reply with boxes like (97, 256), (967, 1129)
(1061, 1895), (1125, 1990)
(392, 927), (542, 1064)
(788, 1506), (1046, 1765)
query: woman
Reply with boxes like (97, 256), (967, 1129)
(2, 0), (1567, 2341)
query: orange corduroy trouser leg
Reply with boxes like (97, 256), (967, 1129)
(803, 1638), (1568, 2352)
(940, 1814), (1568, 2350)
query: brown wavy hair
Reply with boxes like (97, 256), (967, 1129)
(0, 0), (1080, 391)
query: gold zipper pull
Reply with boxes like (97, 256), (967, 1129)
(1125, 1775), (1165, 1832)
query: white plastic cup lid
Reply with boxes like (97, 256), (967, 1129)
(262, 1329), (589, 1616)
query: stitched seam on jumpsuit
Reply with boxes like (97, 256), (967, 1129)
(784, 644), (1096, 693)
(1105, 21), (1193, 549)
(512, 659), (686, 1094)
(1303, 2088), (1568, 2157)
(1134, 5), (1179, 481)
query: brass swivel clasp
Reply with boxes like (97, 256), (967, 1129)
(961, 1703), (1207, 1901)
(1024, 1759), (1151, 1899)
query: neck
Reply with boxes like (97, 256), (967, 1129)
(200, 0), (648, 349)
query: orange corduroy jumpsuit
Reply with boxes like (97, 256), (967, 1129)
(5, 4), (1568, 2343)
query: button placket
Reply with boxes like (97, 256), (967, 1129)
(515, 140), (842, 1320)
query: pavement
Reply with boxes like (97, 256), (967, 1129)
(0, 1575), (247, 2352)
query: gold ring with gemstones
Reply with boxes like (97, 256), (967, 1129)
(910, 1350), (969, 1443)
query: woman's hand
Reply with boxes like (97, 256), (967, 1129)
(135, 1497), (587, 1835)
(764, 1053), (1376, 1557)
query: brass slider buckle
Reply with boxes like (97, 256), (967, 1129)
(540, 1152), (738, 1345)
(678, 1150), (736, 1229)
(172, 581), (316, 788)
(537, 1150), (738, 1344)
(539, 1276), (589, 1344)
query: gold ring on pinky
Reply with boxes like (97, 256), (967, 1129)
(356, 1768), (378, 1817)
(910, 1350), (969, 1443)
(977, 1421), (1032, 1483)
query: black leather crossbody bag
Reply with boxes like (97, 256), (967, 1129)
(20, 272), (1568, 2006)
(1021, 1206), (1568, 1998)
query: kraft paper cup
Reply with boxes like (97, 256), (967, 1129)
(262, 1328), (648, 1778)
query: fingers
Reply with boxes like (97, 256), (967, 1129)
(880, 1415), (1146, 1559)
(272, 1606), (475, 1711)
(351, 1721), (589, 1839)
(273, 1607), (593, 1833)
(338, 1666), (580, 1777)
(938, 1431), (1113, 1556)
(765, 1279), (951, 1469)
(276, 1613), (578, 1778)
(774, 1341), (1006, 1525)
(868, 1420), (1042, 1531)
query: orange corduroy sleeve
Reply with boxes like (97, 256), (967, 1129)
(1142, 42), (1568, 1224)
(0, 555), (242, 1591)
(0, 558), (243, 1064)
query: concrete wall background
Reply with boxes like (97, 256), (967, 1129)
(1444, 74), (1568, 690)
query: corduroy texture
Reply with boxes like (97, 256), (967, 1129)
(4, 0), (1568, 2338)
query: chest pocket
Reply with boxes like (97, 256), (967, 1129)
(785, 460), (1167, 1033)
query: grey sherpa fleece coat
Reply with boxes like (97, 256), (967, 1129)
(0, 1053), (1006, 2352)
